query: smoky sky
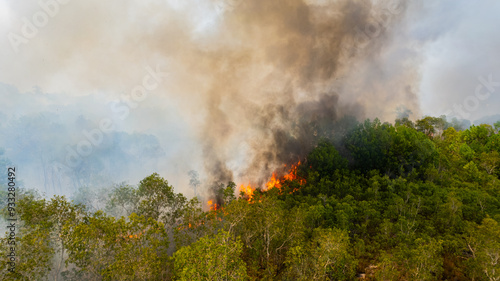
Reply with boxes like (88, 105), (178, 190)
(0, 0), (499, 197)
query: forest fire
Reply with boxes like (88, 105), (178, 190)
(207, 200), (220, 211)
(239, 184), (254, 201)
(205, 161), (305, 210)
(266, 161), (304, 190)
(238, 161), (305, 201)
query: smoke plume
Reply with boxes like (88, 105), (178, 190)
(0, 0), (430, 196)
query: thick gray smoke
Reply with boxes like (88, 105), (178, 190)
(5, 0), (496, 197)
(189, 0), (411, 186)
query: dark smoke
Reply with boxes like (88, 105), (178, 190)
(0, 0), (420, 198)
(200, 0), (408, 191)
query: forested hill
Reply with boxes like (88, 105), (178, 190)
(2, 117), (500, 280)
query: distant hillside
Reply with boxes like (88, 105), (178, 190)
(474, 114), (500, 125)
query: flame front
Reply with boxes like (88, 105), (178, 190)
(265, 161), (303, 190)
(266, 172), (281, 190)
(207, 200), (220, 211)
(238, 161), (305, 201)
(239, 184), (254, 200)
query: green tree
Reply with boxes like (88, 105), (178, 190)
(405, 238), (444, 281)
(0, 225), (53, 281)
(305, 140), (347, 180)
(416, 116), (446, 137)
(345, 118), (391, 174)
(105, 183), (138, 218)
(137, 173), (186, 227)
(284, 228), (356, 280)
(63, 210), (169, 280)
(0, 194), (84, 281)
(107, 213), (169, 280)
(174, 197), (208, 250)
(479, 151), (500, 175)
(173, 230), (248, 281)
(463, 124), (494, 152)
(388, 125), (437, 178)
(395, 117), (415, 129)
(62, 210), (120, 280)
(345, 119), (437, 178)
(465, 218), (500, 281)
(188, 170), (201, 198)
(494, 121), (500, 133)
(376, 238), (443, 281)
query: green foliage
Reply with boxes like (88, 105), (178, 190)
(395, 117), (415, 129)
(375, 238), (443, 281)
(465, 218), (500, 280)
(225, 196), (301, 279)
(174, 197), (209, 250)
(106, 214), (169, 280)
(137, 173), (187, 226)
(284, 228), (356, 280)
(345, 119), (437, 178)
(3, 118), (500, 280)
(3, 194), (85, 280)
(63, 211), (169, 280)
(345, 118), (391, 174)
(305, 140), (348, 179)
(173, 230), (248, 281)
(463, 124), (494, 152)
(0, 225), (53, 281)
(105, 183), (138, 217)
(416, 116), (446, 136)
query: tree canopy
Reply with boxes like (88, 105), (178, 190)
(1, 117), (500, 280)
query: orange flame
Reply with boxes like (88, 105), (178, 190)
(239, 184), (254, 200)
(204, 161), (305, 208)
(266, 161), (303, 190)
(238, 161), (305, 201)
(266, 172), (281, 190)
(207, 200), (220, 211)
